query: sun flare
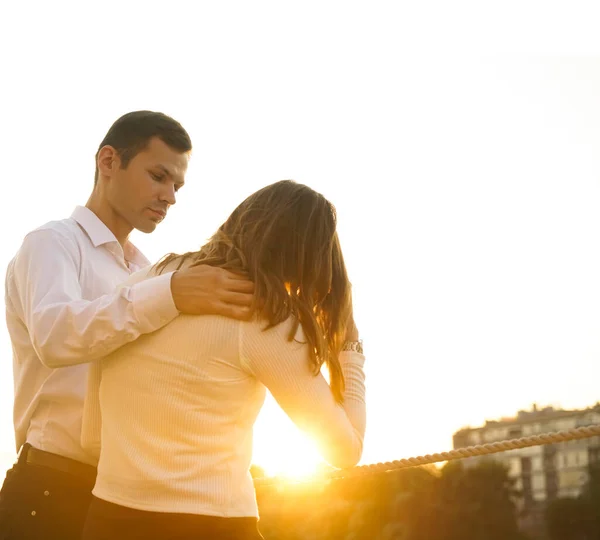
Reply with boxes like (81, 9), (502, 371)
(252, 395), (325, 479)
(257, 453), (320, 480)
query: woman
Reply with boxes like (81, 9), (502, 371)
(80, 180), (366, 539)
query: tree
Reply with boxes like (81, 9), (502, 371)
(545, 497), (590, 540)
(579, 462), (600, 538)
(255, 460), (528, 539)
(434, 459), (525, 540)
(545, 462), (600, 540)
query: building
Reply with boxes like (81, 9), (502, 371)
(453, 404), (600, 538)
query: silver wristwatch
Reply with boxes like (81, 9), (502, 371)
(342, 339), (364, 354)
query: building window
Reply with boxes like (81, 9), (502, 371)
(508, 427), (522, 439)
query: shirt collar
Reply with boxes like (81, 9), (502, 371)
(123, 242), (150, 270)
(71, 206), (116, 248)
(71, 206), (150, 269)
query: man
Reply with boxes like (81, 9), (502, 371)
(0, 111), (254, 540)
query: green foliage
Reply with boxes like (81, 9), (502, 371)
(256, 460), (526, 540)
(435, 460), (523, 540)
(545, 498), (591, 540)
(545, 462), (600, 540)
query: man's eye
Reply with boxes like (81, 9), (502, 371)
(151, 172), (165, 181)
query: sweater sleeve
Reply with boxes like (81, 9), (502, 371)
(240, 319), (366, 469)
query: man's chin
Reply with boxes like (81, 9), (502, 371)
(136, 221), (159, 234)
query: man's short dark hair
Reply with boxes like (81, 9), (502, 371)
(94, 111), (192, 185)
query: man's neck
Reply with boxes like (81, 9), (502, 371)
(85, 194), (132, 248)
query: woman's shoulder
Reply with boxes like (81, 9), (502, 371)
(122, 255), (194, 287)
(241, 315), (306, 347)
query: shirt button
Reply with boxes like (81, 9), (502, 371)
(31, 510), (36, 516)
(44, 490), (50, 496)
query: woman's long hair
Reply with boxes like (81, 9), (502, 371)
(155, 180), (352, 402)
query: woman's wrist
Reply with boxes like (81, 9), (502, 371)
(345, 316), (359, 342)
(342, 339), (363, 354)
(345, 330), (359, 342)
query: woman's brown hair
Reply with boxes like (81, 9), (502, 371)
(155, 180), (352, 402)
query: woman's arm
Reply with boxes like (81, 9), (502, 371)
(240, 319), (366, 469)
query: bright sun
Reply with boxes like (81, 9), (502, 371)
(257, 452), (320, 479)
(252, 394), (325, 479)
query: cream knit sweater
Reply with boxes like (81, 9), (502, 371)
(82, 270), (366, 518)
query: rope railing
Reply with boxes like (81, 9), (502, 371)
(253, 424), (600, 486)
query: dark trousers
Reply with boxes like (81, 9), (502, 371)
(82, 496), (264, 540)
(0, 447), (95, 540)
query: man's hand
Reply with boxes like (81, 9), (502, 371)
(170, 265), (254, 320)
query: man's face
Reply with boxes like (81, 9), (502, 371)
(107, 137), (189, 234)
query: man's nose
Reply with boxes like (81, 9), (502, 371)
(161, 183), (177, 206)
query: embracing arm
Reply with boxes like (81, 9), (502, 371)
(241, 320), (366, 469)
(9, 228), (255, 369)
(9, 229), (178, 368)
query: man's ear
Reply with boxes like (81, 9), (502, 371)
(97, 146), (121, 179)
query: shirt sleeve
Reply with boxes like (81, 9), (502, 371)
(8, 228), (179, 368)
(240, 319), (366, 469)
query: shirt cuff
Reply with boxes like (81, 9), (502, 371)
(131, 271), (179, 333)
(339, 350), (366, 367)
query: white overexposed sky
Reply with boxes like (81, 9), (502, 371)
(1, 2), (600, 476)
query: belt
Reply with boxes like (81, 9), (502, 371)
(20, 444), (97, 485)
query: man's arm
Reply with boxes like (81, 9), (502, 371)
(170, 264), (253, 320)
(9, 229), (253, 368)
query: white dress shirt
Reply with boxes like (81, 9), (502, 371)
(4, 206), (179, 465)
(82, 267), (367, 517)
